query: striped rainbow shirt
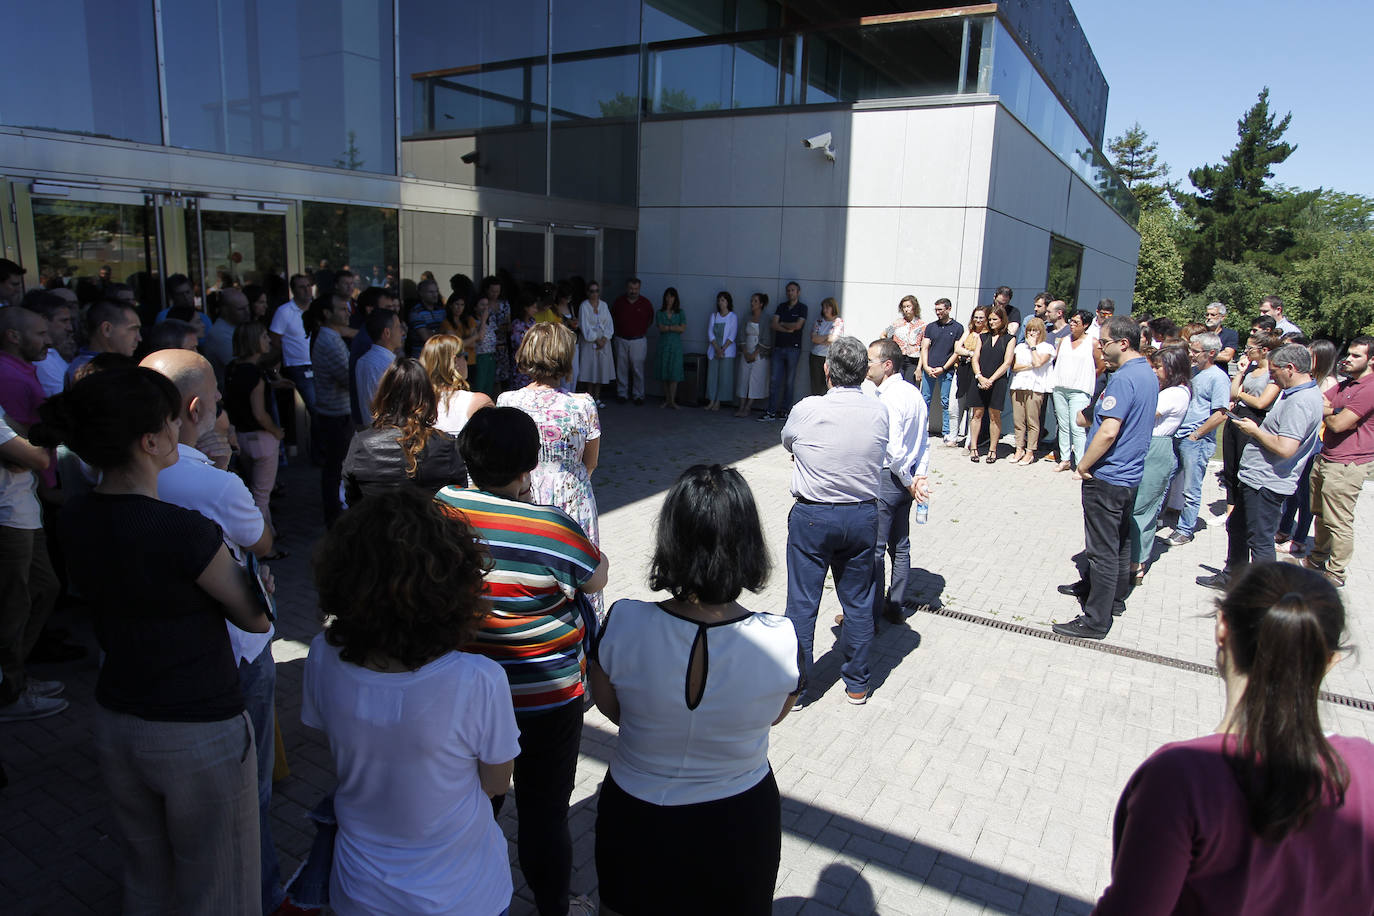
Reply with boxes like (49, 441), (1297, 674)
(435, 486), (601, 717)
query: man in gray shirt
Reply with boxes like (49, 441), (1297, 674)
(1197, 343), (1324, 590)
(782, 336), (888, 706)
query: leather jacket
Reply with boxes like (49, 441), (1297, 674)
(341, 426), (467, 506)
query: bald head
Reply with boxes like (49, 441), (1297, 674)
(0, 306), (49, 362)
(141, 349), (220, 442)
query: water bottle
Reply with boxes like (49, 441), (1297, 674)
(915, 500), (929, 525)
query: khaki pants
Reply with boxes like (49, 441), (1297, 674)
(1310, 456), (1369, 577)
(0, 525), (59, 705)
(1012, 390), (1044, 453)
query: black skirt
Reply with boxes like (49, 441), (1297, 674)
(595, 769), (781, 915)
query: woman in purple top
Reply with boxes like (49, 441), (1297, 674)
(1094, 562), (1374, 915)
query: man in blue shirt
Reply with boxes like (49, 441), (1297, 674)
(1053, 316), (1157, 639)
(919, 297), (963, 443)
(760, 281), (808, 421)
(1167, 333), (1229, 544)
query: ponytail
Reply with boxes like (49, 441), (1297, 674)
(33, 368), (180, 471)
(1219, 564), (1349, 841)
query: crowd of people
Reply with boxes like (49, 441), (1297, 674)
(1, 250), (1371, 914)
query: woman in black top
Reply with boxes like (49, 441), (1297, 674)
(225, 321), (287, 539)
(36, 368), (271, 915)
(342, 358), (466, 505)
(954, 306), (987, 454)
(970, 305), (1016, 463)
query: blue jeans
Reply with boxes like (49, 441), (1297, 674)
(239, 650), (284, 915)
(920, 372), (954, 437)
(1278, 452), (1318, 542)
(1174, 435), (1216, 536)
(768, 347), (801, 414)
(281, 364), (317, 415)
(785, 500), (878, 694)
(1051, 387), (1089, 465)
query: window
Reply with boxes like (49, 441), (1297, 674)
(1047, 237), (1084, 309)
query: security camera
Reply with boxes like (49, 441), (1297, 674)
(460, 150), (480, 165)
(801, 132), (835, 162)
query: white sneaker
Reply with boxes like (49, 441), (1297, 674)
(567, 893), (596, 915)
(25, 678), (65, 698)
(0, 692), (69, 722)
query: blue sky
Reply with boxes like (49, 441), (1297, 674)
(1073, 0), (1372, 198)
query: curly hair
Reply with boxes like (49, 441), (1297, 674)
(371, 358), (440, 477)
(314, 488), (491, 670)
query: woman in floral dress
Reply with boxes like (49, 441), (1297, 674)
(508, 298), (540, 390)
(497, 322), (604, 615)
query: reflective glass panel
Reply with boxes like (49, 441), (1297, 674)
(643, 0), (732, 42)
(1047, 237), (1083, 309)
(805, 20), (964, 104)
(32, 198), (157, 300)
(648, 45), (731, 113)
(5, 1), (161, 143)
(554, 0), (639, 52)
(302, 204), (400, 287)
(494, 228), (546, 283)
(550, 51), (639, 205)
(162, 0), (396, 173)
(601, 228), (637, 298)
(733, 39), (782, 110)
(553, 233), (596, 287)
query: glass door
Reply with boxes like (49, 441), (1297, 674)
(29, 190), (161, 319)
(490, 221), (547, 286)
(185, 199), (289, 305)
(552, 228), (599, 288)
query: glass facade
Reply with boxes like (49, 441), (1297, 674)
(302, 203), (400, 282)
(32, 198), (158, 294)
(185, 207), (288, 291)
(1047, 236), (1084, 308)
(162, 0), (396, 173)
(6, 1), (162, 144)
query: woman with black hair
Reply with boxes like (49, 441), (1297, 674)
(38, 368), (271, 914)
(1094, 562), (1374, 914)
(341, 358), (465, 505)
(590, 464), (802, 916)
(656, 287), (686, 409)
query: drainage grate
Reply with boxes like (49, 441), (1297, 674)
(916, 604), (1374, 714)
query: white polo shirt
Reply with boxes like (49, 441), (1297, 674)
(158, 443), (273, 662)
(269, 300), (311, 367)
(0, 406), (41, 530)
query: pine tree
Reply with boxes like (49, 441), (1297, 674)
(1107, 123), (1174, 212)
(1176, 88), (1317, 291)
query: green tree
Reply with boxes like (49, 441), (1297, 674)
(1133, 209), (1185, 322)
(1176, 88), (1317, 291)
(1107, 122), (1175, 212)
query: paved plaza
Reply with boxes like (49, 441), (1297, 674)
(3, 400), (1371, 915)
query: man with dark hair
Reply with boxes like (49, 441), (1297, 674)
(866, 338), (931, 626)
(1198, 343), (1323, 590)
(0, 258), (27, 307)
(1249, 315), (1277, 337)
(1258, 294), (1300, 336)
(354, 308), (402, 423)
(67, 300), (142, 387)
(269, 271), (317, 416)
(142, 318), (200, 355)
(348, 287), (398, 425)
(437, 406), (606, 916)
(406, 277), (445, 357)
(1086, 298), (1115, 340)
(1054, 315), (1156, 639)
(920, 297), (962, 444)
(611, 277), (653, 404)
(761, 281), (807, 420)
(1306, 336), (1374, 588)
(989, 286), (1020, 339)
(782, 336), (889, 705)
(153, 273), (198, 326)
(20, 291), (74, 398)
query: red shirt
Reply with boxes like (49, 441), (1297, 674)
(1322, 372), (1374, 464)
(610, 295), (654, 338)
(1094, 732), (1374, 916)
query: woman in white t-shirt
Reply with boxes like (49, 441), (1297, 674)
(1129, 345), (1192, 585)
(590, 465), (801, 916)
(1050, 311), (1104, 471)
(419, 334), (492, 436)
(302, 489), (519, 916)
(1009, 317), (1056, 465)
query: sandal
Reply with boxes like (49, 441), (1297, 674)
(985, 454), (998, 464)
(969, 453), (981, 462)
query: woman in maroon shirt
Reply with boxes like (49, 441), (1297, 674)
(1094, 562), (1374, 915)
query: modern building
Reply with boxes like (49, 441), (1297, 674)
(1, 0), (1137, 394)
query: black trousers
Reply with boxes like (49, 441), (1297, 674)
(1079, 477), (1136, 633)
(313, 412), (353, 527)
(1226, 482), (1285, 570)
(492, 699), (583, 916)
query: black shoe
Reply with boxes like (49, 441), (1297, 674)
(614, 394), (628, 404)
(1196, 570), (1231, 591)
(1051, 617), (1108, 640)
(882, 601), (905, 625)
(1057, 581), (1089, 598)
(633, 397), (644, 406)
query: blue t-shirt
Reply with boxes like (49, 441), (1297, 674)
(772, 302), (808, 349)
(924, 318), (964, 368)
(1087, 356), (1157, 487)
(1175, 364), (1229, 441)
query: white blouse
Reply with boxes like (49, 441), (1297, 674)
(1152, 385), (1191, 437)
(1052, 334), (1098, 395)
(1010, 341), (1056, 393)
(705, 310), (738, 359)
(578, 300), (613, 344)
(594, 599), (801, 806)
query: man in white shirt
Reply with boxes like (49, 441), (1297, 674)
(1258, 294), (1301, 336)
(354, 308), (402, 426)
(865, 339), (932, 626)
(140, 348), (289, 915)
(269, 273), (316, 414)
(782, 336), (889, 706)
